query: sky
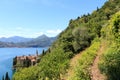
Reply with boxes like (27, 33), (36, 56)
(0, 0), (107, 38)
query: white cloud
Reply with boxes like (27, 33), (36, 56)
(35, 32), (44, 35)
(0, 34), (16, 38)
(46, 29), (62, 34)
(46, 29), (62, 36)
(0, 27), (62, 38)
(34, 32), (44, 36)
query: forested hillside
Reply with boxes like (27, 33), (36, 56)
(13, 0), (120, 80)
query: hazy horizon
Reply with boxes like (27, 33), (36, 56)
(0, 34), (56, 38)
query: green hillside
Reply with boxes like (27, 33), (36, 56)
(13, 0), (120, 80)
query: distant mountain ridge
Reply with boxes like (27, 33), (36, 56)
(0, 36), (33, 43)
(0, 35), (57, 47)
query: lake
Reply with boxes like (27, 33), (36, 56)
(0, 48), (47, 80)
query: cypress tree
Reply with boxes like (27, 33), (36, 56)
(5, 72), (10, 80)
(97, 7), (99, 11)
(42, 49), (45, 55)
(2, 75), (4, 80)
(36, 50), (38, 55)
(48, 48), (51, 53)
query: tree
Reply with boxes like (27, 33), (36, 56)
(42, 49), (45, 55)
(77, 16), (80, 19)
(97, 7), (99, 11)
(2, 75), (4, 80)
(48, 48), (51, 53)
(72, 27), (92, 52)
(111, 12), (120, 39)
(5, 72), (10, 80)
(25, 57), (31, 67)
(13, 56), (17, 66)
(87, 13), (90, 16)
(36, 49), (38, 56)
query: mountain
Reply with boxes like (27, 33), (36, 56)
(0, 35), (57, 47)
(17, 35), (57, 47)
(0, 36), (33, 43)
(36, 34), (49, 40)
(0, 41), (8, 47)
(13, 0), (120, 80)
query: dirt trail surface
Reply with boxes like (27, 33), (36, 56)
(91, 44), (107, 80)
(62, 42), (107, 80)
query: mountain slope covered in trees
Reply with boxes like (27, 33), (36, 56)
(13, 0), (120, 80)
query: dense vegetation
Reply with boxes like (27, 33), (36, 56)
(13, 0), (120, 80)
(68, 11), (120, 80)
(99, 11), (120, 80)
(68, 38), (100, 80)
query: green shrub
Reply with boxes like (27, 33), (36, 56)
(99, 11), (120, 80)
(37, 48), (72, 80)
(99, 46), (120, 80)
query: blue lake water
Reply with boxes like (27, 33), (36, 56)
(0, 48), (47, 80)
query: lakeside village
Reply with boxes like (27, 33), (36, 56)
(2, 48), (51, 80)
(2, 49), (47, 80)
(13, 49), (44, 69)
